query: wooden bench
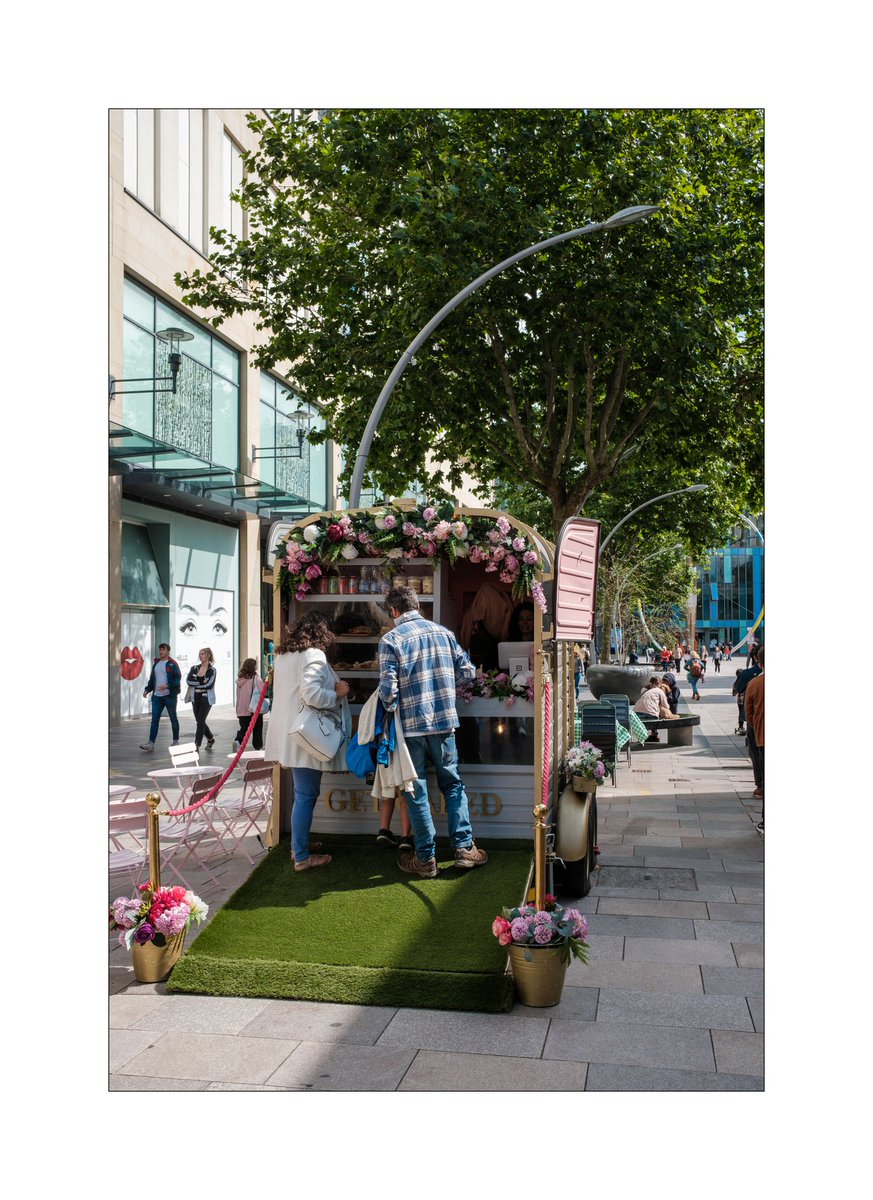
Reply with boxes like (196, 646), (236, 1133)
(638, 713), (701, 747)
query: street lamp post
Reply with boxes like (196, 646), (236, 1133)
(597, 484), (709, 558)
(348, 205), (658, 507)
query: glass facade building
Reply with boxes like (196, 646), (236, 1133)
(695, 517), (764, 647)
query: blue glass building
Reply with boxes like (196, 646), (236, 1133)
(694, 516), (764, 648)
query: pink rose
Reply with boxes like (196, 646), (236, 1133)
(305, 564), (322, 580)
(469, 547), (484, 563)
(492, 916), (511, 939)
(523, 550), (538, 565)
(326, 524), (344, 542)
(434, 520), (452, 541)
(496, 516), (511, 534)
(512, 537), (526, 552)
(505, 554), (518, 571)
(422, 507), (436, 521)
(383, 515), (397, 530)
(422, 541), (437, 557)
(488, 529), (504, 544)
(402, 522), (416, 536)
(492, 546), (506, 561)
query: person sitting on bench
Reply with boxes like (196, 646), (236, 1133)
(634, 676), (678, 741)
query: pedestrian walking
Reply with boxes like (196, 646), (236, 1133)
(731, 656), (762, 735)
(686, 651), (704, 701)
(744, 646), (765, 829)
(140, 642), (181, 751)
(713, 645), (723, 674)
(700, 645), (709, 673)
(673, 642), (682, 673)
(264, 613), (350, 871)
(660, 646), (672, 671)
(186, 647), (217, 752)
(235, 657), (267, 751)
(378, 584), (485, 878)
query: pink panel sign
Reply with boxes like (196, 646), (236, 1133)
(553, 517), (600, 642)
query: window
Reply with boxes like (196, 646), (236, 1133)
(222, 133), (244, 241)
(122, 277), (240, 469)
(122, 109), (204, 250)
(258, 373), (327, 508)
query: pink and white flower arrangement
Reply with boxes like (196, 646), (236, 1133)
(110, 881), (208, 952)
(275, 501), (544, 604)
(564, 740), (611, 782)
(492, 893), (590, 964)
(457, 667), (534, 708)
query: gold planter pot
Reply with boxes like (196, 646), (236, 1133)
(572, 775), (598, 793)
(131, 932), (185, 983)
(507, 943), (569, 1007)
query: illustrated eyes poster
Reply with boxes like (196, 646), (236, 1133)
(174, 585), (235, 705)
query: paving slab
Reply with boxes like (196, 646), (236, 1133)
(659, 885), (735, 902)
(543, 1019), (715, 1071)
(205, 1082), (300, 1091)
(623, 937), (736, 966)
(712, 1030), (764, 1076)
(584, 935), (626, 961)
(110, 995), (171, 1029)
(110, 1028), (168, 1073)
(707, 902), (764, 923)
(376, 1008), (548, 1057)
(747, 997), (764, 1033)
(115, 1030), (299, 1085)
(585, 914), (697, 939)
(398, 1050), (589, 1091)
(732, 886), (765, 903)
(266, 1041), (417, 1090)
(239, 1000), (396, 1045)
(511, 987), (599, 1021)
(585, 1063), (763, 1091)
(694, 870), (765, 888)
(733, 942), (764, 968)
(701, 966), (764, 996)
(694, 920), (764, 943)
(109, 1074), (211, 1091)
(597, 897), (709, 919)
(126, 995), (273, 1035)
(596, 987), (753, 1031)
(564, 959), (702, 994)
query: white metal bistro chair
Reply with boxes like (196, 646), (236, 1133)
(168, 742), (200, 768)
(109, 797), (150, 891)
(155, 773), (226, 891)
(215, 760), (274, 864)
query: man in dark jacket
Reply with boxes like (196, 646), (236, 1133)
(140, 643), (182, 752)
(732, 656), (762, 735)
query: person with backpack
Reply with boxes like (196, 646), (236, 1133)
(687, 651), (704, 700)
(713, 645), (723, 674)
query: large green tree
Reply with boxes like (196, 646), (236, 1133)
(177, 108), (763, 541)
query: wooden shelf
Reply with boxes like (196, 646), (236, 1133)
(299, 594), (433, 603)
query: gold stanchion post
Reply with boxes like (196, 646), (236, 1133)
(146, 791), (162, 890)
(533, 803), (548, 911)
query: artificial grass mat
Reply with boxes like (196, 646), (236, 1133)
(167, 835), (533, 1012)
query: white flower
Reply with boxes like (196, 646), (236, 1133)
(341, 543), (359, 559)
(452, 521), (468, 539)
(386, 547), (404, 559)
(303, 524), (320, 543)
(453, 542), (468, 557)
(374, 516), (386, 530)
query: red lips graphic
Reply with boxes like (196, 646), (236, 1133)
(121, 645), (144, 681)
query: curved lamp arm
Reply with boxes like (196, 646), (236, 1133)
(598, 484), (708, 558)
(348, 205), (658, 507)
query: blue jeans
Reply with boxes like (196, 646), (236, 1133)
(402, 733), (474, 863)
(689, 676), (700, 698)
(148, 694), (179, 744)
(291, 767), (322, 863)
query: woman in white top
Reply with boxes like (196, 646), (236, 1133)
(264, 612), (350, 872)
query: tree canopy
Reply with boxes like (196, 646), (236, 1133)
(176, 108), (763, 542)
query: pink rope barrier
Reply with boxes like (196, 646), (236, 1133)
(542, 673), (552, 809)
(161, 678), (270, 816)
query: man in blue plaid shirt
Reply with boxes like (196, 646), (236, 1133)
(379, 585), (488, 877)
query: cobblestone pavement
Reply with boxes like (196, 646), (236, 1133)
(109, 663), (763, 1091)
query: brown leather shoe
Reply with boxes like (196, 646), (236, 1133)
(294, 853), (332, 872)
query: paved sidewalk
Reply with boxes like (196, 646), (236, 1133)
(109, 664), (763, 1091)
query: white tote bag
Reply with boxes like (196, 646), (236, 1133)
(289, 702), (344, 762)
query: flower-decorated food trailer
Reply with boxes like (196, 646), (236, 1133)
(269, 499), (585, 857)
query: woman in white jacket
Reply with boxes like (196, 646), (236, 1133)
(264, 613), (350, 872)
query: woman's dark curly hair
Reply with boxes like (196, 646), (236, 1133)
(277, 612), (336, 656)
